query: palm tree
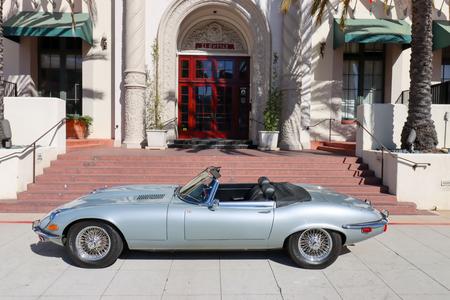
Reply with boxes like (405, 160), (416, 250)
(281, 0), (351, 27)
(400, 0), (438, 151)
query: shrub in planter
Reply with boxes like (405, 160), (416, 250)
(66, 114), (93, 139)
(259, 54), (281, 151)
(145, 40), (167, 149)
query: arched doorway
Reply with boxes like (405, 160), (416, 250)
(158, 0), (271, 142)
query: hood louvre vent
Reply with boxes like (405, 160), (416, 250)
(136, 194), (165, 200)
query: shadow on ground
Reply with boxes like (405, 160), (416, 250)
(30, 241), (351, 268)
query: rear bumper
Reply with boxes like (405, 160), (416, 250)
(32, 220), (63, 246)
(342, 218), (388, 230)
(342, 217), (388, 244)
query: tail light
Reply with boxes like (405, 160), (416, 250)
(361, 227), (372, 234)
(384, 224), (388, 232)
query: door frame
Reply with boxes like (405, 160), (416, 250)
(178, 55), (251, 139)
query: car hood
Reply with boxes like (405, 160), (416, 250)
(58, 184), (179, 210)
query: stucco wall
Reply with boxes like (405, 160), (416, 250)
(4, 97), (66, 152)
(356, 104), (450, 157)
(0, 97), (66, 199)
(81, 0), (113, 139)
(363, 150), (450, 210)
(3, 0), (114, 140)
(309, 0), (450, 141)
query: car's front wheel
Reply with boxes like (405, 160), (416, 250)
(287, 228), (342, 269)
(66, 220), (123, 268)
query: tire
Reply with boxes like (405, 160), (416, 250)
(66, 220), (123, 268)
(287, 228), (342, 269)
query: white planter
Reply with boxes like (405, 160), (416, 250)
(258, 131), (279, 151)
(146, 130), (167, 150)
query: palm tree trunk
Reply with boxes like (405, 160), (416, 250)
(401, 0), (438, 151)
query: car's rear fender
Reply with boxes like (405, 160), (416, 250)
(282, 223), (347, 246)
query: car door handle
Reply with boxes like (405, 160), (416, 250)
(258, 210), (272, 214)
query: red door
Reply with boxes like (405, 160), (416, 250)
(178, 55), (250, 139)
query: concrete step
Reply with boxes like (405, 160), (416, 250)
(42, 167), (374, 178)
(317, 146), (356, 156)
(55, 154), (361, 164)
(26, 183), (388, 194)
(34, 174), (381, 185)
(322, 142), (356, 150)
(50, 160), (368, 170)
(373, 202), (418, 215)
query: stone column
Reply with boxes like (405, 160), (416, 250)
(122, 0), (146, 148)
(279, 0), (312, 150)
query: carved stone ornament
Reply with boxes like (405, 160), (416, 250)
(181, 21), (247, 52)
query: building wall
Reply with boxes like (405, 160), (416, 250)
(309, 0), (450, 142)
(3, 0), (114, 139)
(3, 0), (450, 145)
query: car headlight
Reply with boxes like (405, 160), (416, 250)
(40, 208), (68, 229)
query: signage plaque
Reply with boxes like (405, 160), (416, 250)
(195, 43), (235, 50)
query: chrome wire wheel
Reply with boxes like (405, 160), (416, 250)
(75, 226), (111, 261)
(298, 229), (333, 263)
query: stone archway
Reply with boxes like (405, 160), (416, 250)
(158, 0), (271, 142)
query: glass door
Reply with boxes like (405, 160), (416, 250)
(178, 55), (250, 139)
(38, 37), (83, 115)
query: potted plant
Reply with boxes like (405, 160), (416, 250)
(258, 54), (281, 151)
(145, 40), (167, 149)
(66, 114), (93, 139)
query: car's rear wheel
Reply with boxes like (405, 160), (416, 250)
(66, 220), (123, 268)
(288, 228), (342, 269)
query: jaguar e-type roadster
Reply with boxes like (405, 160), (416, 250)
(32, 166), (388, 269)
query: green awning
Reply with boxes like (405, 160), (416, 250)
(4, 12), (93, 45)
(333, 19), (412, 49)
(433, 20), (450, 50)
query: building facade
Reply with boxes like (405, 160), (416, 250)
(3, 0), (450, 149)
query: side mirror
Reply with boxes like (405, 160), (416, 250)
(208, 199), (219, 211)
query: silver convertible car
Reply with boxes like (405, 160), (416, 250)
(33, 166), (388, 269)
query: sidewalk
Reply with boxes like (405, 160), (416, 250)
(0, 213), (449, 299)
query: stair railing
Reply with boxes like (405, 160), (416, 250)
(306, 118), (335, 142)
(355, 120), (431, 184)
(0, 118), (66, 183)
(1, 80), (18, 97)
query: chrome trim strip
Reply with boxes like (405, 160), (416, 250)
(342, 219), (388, 230)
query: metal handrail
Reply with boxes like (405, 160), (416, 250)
(1, 80), (18, 97)
(249, 117), (265, 127)
(306, 118), (335, 142)
(0, 118), (66, 183)
(355, 119), (431, 184)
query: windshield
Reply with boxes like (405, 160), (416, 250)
(178, 169), (214, 203)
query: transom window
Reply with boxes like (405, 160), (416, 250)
(342, 43), (385, 120)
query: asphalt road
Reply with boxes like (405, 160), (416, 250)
(0, 216), (450, 300)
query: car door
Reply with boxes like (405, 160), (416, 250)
(184, 200), (274, 240)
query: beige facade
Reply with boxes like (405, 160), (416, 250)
(3, 0), (450, 149)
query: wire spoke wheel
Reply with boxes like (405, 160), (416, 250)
(75, 226), (111, 261)
(298, 228), (333, 263)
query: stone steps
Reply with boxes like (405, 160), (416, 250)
(0, 147), (419, 214)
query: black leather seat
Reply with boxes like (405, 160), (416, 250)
(247, 177), (271, 201)
(262, 183), (276, 200)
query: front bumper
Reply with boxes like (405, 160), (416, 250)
(32, 220), (63, 246)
